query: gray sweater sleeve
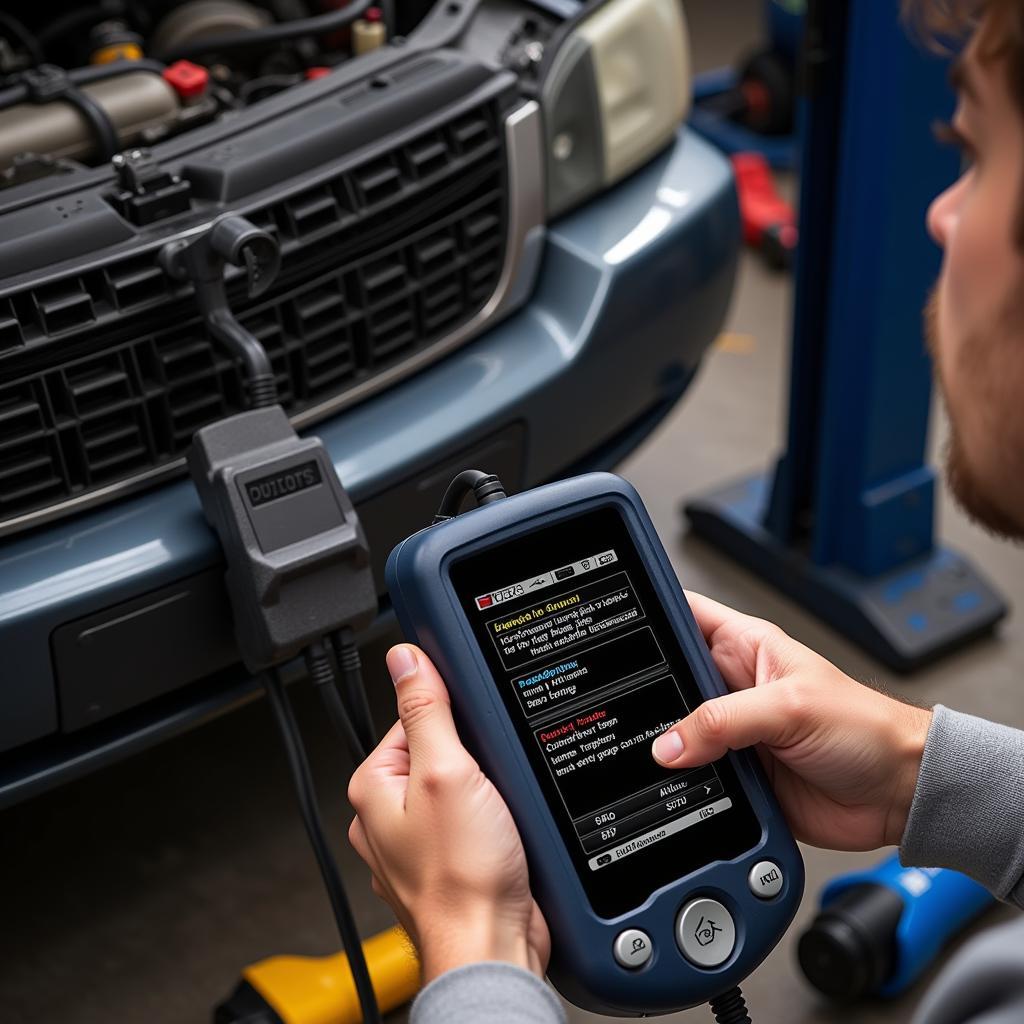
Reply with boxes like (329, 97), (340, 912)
(900, 704), (1024, 907)
(410, 963), (565, 1024)
(912, 916), (1024, 1024)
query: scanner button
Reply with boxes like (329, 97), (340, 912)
(676, 898), (736, 967)
(613, 928), (653, 969)
(748, 860), (784, 899)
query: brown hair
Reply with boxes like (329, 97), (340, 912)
(904, 1), (1024, 245)
(902, 0), (1024, 94)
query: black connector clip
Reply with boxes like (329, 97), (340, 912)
(188, 405), (377, 672)
(161, 215), (281, 407)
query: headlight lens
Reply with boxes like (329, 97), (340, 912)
(542, 0), (691, 217)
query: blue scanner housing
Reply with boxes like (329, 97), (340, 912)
(386, 472), (803, 1015)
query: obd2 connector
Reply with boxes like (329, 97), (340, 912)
(188, 405), (377, 673)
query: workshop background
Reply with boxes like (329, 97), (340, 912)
(2, 1), (1021, 1022)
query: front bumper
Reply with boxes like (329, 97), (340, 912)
(0, 127), (738, 804)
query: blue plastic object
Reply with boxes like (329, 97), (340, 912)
(810, 854), (993, 998)
(686, 0), (1006, 671)
(386, 473), (803, 1015)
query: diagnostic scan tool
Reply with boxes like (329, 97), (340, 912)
(386, 473), (803, 1016)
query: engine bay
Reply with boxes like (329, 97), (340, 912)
(0, 0), (562, 187)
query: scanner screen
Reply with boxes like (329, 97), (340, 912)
(450, 504), (762, 918)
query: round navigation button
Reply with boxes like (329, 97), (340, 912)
(613, 928), (653, 969)
(676, 898), (736, 967)
(748, 860), (784, 899)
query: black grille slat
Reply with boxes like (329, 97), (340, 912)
(32, 279), (96, 336)
(0, 98), (508, 531)
(104, 256), (169, 311)
(0, 379), (67, 508)
(353, 156), (404, 208)
(0, 299), (22, 354)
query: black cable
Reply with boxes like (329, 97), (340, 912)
(331, 627), (376, 754)
(305, 641), (367, 763)
(160, 0), (374, 63)
(238, 72), (303, 105)
(264, 667), (382, 1024)
(709, 986), (752, 1024)
(206, 309), (278, 409)
(433, 469), (507, 523)
(0, 13), (44, 67)
(37, 4), (126, 47)
(379, 0), (396, 39)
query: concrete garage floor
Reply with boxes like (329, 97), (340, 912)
(3, 3), (1023, 1022)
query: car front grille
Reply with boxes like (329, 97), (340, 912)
(0, 98), (512, 535)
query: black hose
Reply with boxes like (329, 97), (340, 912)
(37, 4), (127, 47)
(64, 84), (120, 161)
(263, 668), (382, 1024)
(709, 987), (752, 1024)
(331, 627), (376, 754)
(433, 469), (507, 523)
(0, 59), (166, 112)
(379, 0), (396, 38)
(0, 13), (44, 66)
(160, 0), (374, 62)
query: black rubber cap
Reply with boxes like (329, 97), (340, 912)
(797, 883), (905, 1000)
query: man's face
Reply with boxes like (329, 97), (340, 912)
(926, 23), (1024, 537)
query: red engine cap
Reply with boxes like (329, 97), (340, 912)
(163, 60), (209, 100)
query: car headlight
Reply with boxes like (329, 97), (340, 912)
(541, 0), (691, 217)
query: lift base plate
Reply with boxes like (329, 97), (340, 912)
(684, 473), (1007, 673)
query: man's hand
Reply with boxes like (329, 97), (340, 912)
(653, 593), (932, 850)
(347, 644), (550, 984)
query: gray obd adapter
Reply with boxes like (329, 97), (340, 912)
(188, 405), (377, 673)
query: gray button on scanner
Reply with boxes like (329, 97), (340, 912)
(676, 898), (736, 967)
(748, 860), (784, 899)
(613, 928), (653, 969)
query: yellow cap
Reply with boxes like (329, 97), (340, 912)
(91, 42), (143, 65)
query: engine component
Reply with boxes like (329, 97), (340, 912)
(109, 148), (192, 225)
(352, 9), (387, 55)
(150, 0), (272, 60)
(0, 69), (181, 171)
(89, 20), (145, 65)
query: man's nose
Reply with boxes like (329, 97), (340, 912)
(927, 176), (967, 247)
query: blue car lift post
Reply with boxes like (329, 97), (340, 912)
(684, 0), (1007, 672)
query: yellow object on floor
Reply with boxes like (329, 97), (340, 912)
(216, 926), (421, 1024)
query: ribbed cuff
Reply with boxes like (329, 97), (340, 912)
(900, 705), (1024, 906)
(411, 962), (565, 1024)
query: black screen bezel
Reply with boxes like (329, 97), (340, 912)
(448, 503), (763, 919)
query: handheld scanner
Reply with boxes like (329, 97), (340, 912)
(799, 853), (993, 1000)
(385, 472), (803, 1015)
